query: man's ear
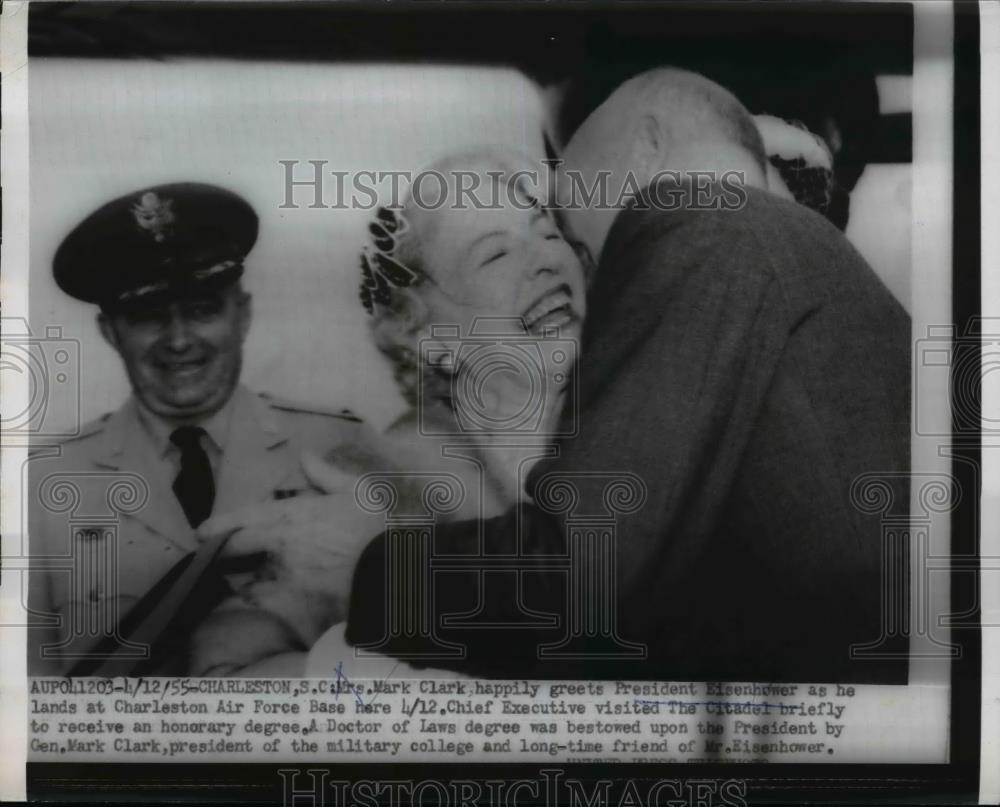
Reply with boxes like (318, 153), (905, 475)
(634, 114), (663, 174)
(238, 290), (253, 342)
(97, 312), (121, 354)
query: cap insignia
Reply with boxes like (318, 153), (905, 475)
(131, 191), (175, 242)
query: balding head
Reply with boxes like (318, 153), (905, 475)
(617, 69), (764, 168)
(559, 68), (768, 260)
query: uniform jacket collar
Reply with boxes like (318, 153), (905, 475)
(133, 393), (235, 459)
(92, 386), (298, 545)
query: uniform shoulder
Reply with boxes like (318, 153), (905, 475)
(27, 412), (113, 459)
(257, 392), (364, 423)
(256, 392), (376, 459)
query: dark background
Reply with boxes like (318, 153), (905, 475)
(31, 0), (913, 194)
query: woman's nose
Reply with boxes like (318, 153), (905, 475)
(527, 242), (562, 278)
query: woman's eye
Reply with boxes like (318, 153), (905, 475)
(481, 250), (508, 266)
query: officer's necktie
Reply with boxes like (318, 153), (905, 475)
(170, 426), (215, 528)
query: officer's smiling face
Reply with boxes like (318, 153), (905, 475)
(98, 284), (251, 422)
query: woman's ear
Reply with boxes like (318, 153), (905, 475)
(369, 286), (427, 356)
(369, 286), (443, 407)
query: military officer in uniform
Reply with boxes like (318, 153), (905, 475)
(27, 182), (374, 676)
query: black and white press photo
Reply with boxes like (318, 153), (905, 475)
(0, 0), (990, 804)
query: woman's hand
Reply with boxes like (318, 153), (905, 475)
(196, 453), (387, 631)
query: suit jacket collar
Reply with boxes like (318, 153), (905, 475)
(599, 175), (698, 274)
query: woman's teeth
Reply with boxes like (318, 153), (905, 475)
(524, 291), (573, 330)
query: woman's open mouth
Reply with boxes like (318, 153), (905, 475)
(523, 286), (576, 334)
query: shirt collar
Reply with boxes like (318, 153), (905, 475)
(133, 390), (239, 458)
